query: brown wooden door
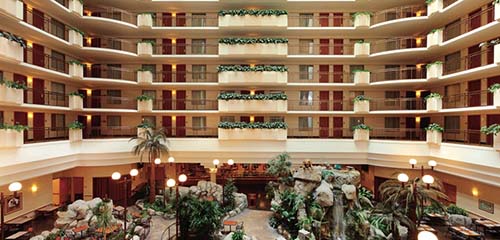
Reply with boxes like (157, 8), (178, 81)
(91, 90), (101, 108)
(91, 64), (101, 77)
(320, 91), (329, 111)
(33, 112), (45, 141)
(240, 90), (250, 95)
(333, 117), (343, 138)
(468, 8), (482, 30)
(176, 116), (186, 137)
(319, 13), (329, 27)
(91, 38), (101, 47)
(240, 116), (250, 123)
(333, 39), (343, 54)
(333, 91), (343, 111)
(14, 111), (28, 141)
(333, 13), (343, 27)
(162, 12), (172, 26)
(176, 64), (186, 82)
(78, 115), (88, 138)
(59, 177), (72, 205)
(162, 39), (172, 54)
(468, 45), (481, 69)
(333, 65), (343, 83)
(487, 76), (500, 105)
(254, 116), (265, 123)
(467, 80), (481, 107)
(319, 117), (329, 138)
(163, 64), (172, 82)
(13, 74), (27, 102)
(176, 39), (186, 55)
(176, 90), (186, 110)
(255, 90), (265, 95)
(33, 78), (45, 105)
(32, 43), (45, 67)
(486, 114), (500, 146)
(73, 177), (84, 201)
(467, 115), (481, 144)
(162, 116), (173, 136)
(319, 65), (329, 83)
(176, 13), (186, 26)
(405, 117), (416, 140)
(162, 90), (172, 110)
(91, 115), (101, 137)
(320, 39), (330, 55)
(32, 9), (45, 30)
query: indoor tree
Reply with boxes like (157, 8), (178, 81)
(130, 127), (169, 203)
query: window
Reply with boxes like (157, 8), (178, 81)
(107, 116), (121, 127)
(142, 90), (156, 100)
(299, 117), (313, 130)
(384, 117), (400, 128)
(299, 91), (313, 105)
(299, 65), (314, 80)
(107, 90), (121, 104)
(445, 84), (461, 107)
(445, 51), (461, 74)
(107, 39), (122, 50)
(107, 64), (121, 79)
(191, 13), (206, 27)
(192, 116), (206, 130)
(299, 39), (314, 54)
(192, 90), (206, 105)
(385, 65), (400, 80)
(270, 116), (285, 122)
(50, 18), (65, 40)
(385, 91), (400, 107)
(445, 116), (460, 130)
(192, 65), (207, 81)
(51, 114), (65, 130)
(51, 82), (65, 105)
(191, 39), (206, 54)
(444, 19), (461, 41)
(220, 116), (235, 122)
(349, 117), (364, 129)
(299, 13), (314, 27)
(142, 116), (156, 128)
(51, 51), (65, 73)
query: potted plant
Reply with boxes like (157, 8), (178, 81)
(218, 38), (288, 56)
(479, 38), (500, 64)
(137, 39), (156, 56)
(489, 83), (500, 107)
(137, 121), (154, 138)
(0, 123), (28, 148)
(68, 60), (84, 79)
(137, 95), (154, 112)
(0, 79), (26, 105)
(69, 0), (83, 16)
(68, 92), (84, 110)
(354, 39), (370, 56)
(217, 92), (288, 113)
(0, 31), (26, 61)
(426, 61), (443, 79)
(219, 9), (288, 28)
(427, 28), (443, 48)
(217, 65), (288, 85)
(426, 0), (443, 16)
(137, 12), (155, 27)
(353, 95), (370, 113)
(351, 12), (372, 28)
(481, 124), (500, 150)
(352, 69), (370, 85)
(68, 120), (84, 142)
(425, 123), (444, 145)
(352, 124), (371, 141)
(425, 93), (442, 112)
(137, 67), (154, 84)
(218, 121), (288, 140)
(68, 27), (84, 47)
(0, 0), (23, 19)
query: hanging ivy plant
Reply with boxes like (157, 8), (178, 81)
(0, 31), (27, 48)
(68, 59), (85, 66)
(136, 95), (154, 101)
(425, 123), (444, 132)
(424, 93), (442, 101)
(69, 27), (85, 36)
(68, 121), (84, 129)
(353, 95), (371, 102)
(352, 124), (372, 131)
(481, 124), (500, 136)
(426, 61), (443, 69)
(219, 38), (288, 45)
(0, 79), (27, 90)
(218, 9), (288, 16)
(218, 121), (288, 129)
(0, 123), (29, 132)
(217, 92), (287, 100)
(217, 65), (288, 72)
(68, 92), (84, 98)
(138, 40), (156, 46)
(488, 83), (500, 92)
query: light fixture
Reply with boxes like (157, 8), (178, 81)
(86, 115), (92, 121)
(416, 90), (422, 98)
(213, 159), (220, 167)
(250, 116), (255, 123)
(8, 182), (22, 192)
(166, 178), (176, 188)
(31, 184), (38, 193)
(178, 174), (187, 183)
(417, 231), (437, 240)
(227, 159), (234, 166)
(428, 160), (437, 170)
(472, 187), (479, 197)
(28, 112), (33, 119)
(397, 173), (409, 183)
(154, 158), (161, 165)
(86, 89), (92, 96)
(422, 175), (435, 189)
(111, 172), (121, 180)
(130, 169), (139, 177)
(168, 156), (175, 163)
(415, 117), (421, 123)
(409, 158), (417, 168)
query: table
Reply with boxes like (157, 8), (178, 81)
(6, 231), (28, 239)
(223, 220), (238, 233)
(451, 226), (481, 239)
(418, 224), (436, 232)
(475, 219), (500, 234)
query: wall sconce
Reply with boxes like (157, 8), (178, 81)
(86, 37), (92, 45)
(85, 11), (92, 16)
(172, 90), (176, 95)
(27, 76), (33, 85)
(416, 38), (422, 46)
(416, 90), (422, 98)
(172, 116), (176, 121)
(172, 12), (177, 17)
(416, 11), (423, 17)
(172, 39), (177, 44)
(250, 90), (255, 95)
(86, 115), (92, 121)
(172, 64), (177, 70)
(86, 63), (92, 69)
(31, 184), (38, 193)
(28, 112), (33, 119)
(472, 187), (479, 197)
(27, 41), (33, 48)
(415, 117), (421, 123)
(250, 116), (255, 122)
(86, 89), (92, 96)
(250, 64), (256, 67)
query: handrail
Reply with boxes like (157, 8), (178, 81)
(443, 48), (494, 75)
(371, 37), (426, 53)
(372, 5), (427, 25)
(443, 4), (495, 41)
(160, 222), (177, 240)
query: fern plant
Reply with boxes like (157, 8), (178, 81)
(425, 123), (444, 132)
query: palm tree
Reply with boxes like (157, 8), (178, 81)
(371, 202), (415, 240)
(130, 127), (169, 203)
(378, 176), (448, 240)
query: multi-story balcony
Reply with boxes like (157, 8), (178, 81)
(442, 91), (490, 109)
(288, 42), (354, 55)
(218, 100), (287, 113)
(371, 5), (426, 25)
(153, 99), (218, 111)
(443, 48), (495, 75)
(24, 89), (67, 107)
(369, 67), (426, 83)
(24, 127), (69, 143)
(371, 37), (426, 54)
(443, 4), (496, 42)
(24, 47), (79, 75)
(288, 14), (353, 28)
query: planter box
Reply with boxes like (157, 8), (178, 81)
(218, 128), (287, 141)
(137, 100), (153, 112)
(426, 130), (442, 145)
(426, 64), (443, 79)
(427, 0), (443, 16)
(137, 42), (153, 56)
(426, 98), (442, 112)
(0, 37), (24, 62)
(137, 14), (153, 27)
(495, 44), (500, 64)
(353, 129), (369, 141)
(354, 14), (370, 28)
(354, 43), (370, 56)
(69, 0), (83, 16)
(0, 0), (23, 19)
(427, 30), (443, 48)
(69, 63), (84, 79)
(68, 29), (83, 47)
(69, 95), (83, 110)
(219, 15), (287, 28)
(494, 89), (500, 108)
(353, 71), (370, 85)
(0, 85), (23, 105)
(137, 128), (151, 138)
(219, 44), (287, 57)
(495, 3), (500, 21)
(494, 134), (500, 151)
(354, 101), (370, 113)
(69, 129), (82, 142)
(137, 71), (153, 84)
(218, 71), (287, 85)
(0, 129), (23, 148)
(218, 100), (287, 113)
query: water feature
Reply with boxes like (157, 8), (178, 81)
(331, 191), (345, 240)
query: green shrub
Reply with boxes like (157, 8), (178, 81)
(217, 65), (288, 72)
(232, 230), (245, 240)
(425, 123), (444, 132)
(218, 121), (287, 129)
(68, 92), (84, 98)
(353, 95), (370, 102)
(0, 31), (27, 48)
(69, 27), (85, 36)
(0, 123), (29, 132)
(428, 28), (443, 34)
(0, 79), (27, 90)
(488, 83), (500, 92)
(137, 121), (154, 129)
(217, 92), (287, 100)
(223, 179), (238, 212)
(136, 95), (154, 101)
(424, 93), (442, 101)
(352, 124), (372, 131)
(219, 38), (288, 45)
(426, 61), (443, 69)
(68, 121), (84, 129)
(481, 124), (500, 136)
(446, 204), (468, 216)
(219, 9), (288, 16)
(138, 39), (156, 45)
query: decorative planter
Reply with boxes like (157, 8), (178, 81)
(0, 0), (23, 19)
(494, 89), (500, 108)
(495, 44), (500, 64)
(137, 71), (153, 84)
(68, 29), (83, 47)
(69, 95), (83, 110)
(0, 129), (23, 148)
(495, 3), (500, 21)
(426, 63), (443, 79)
(0, 37), (24, 62)
(354, 101), (370, 113)
(69, 0), (83, 16)
(426, 130), (442, 145)
(0, 85), (23, 105)
(69, 63), (84, 79)
(137, 14), (153, 27)
(494, 134), (500, 151)
(426, 98), (442, 112)
(219, 44), (287, 57)
(218, 100), (287, 113)
(353, 129), (369, 141)
(69, 129), (83, 142)
(218, 15), (287, 28)
(137, 42), (153, 56)
(354, 14), (370, 28)
(137, 100), (153, 112)
(427, 0), (443, 16)
(137, 128), (151, 138)
(353, 71), (370, 85)
(354, 43), (370, 56)
(218, 71), (287, 85)
(427, 30), (443, 48)
(218, 128), (287, 141)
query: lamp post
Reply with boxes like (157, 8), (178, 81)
(111, 169), (138, 239)
(422, 175), (435, 189)
(397, 173), (409, 187)
(409, 159), (437, 177)
(1, 182), (22, 240)
(168, 174), (187, 238)
(222, 159), (235, 207)
(168, 156), (175, 167)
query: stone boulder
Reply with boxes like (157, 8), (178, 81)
(322, 168), (361, 189)
(341, 184), (357, 200)
(314, 181), (334, 207)
(189, 180), (223, 202)
(293, 167), (322, 182)
(449, 214), (473, 228)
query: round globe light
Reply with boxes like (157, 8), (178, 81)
(168, 156), (175, 163)
(409, 158), (417, 165)
(111, 172), (122, 180)
(154, 158), (161, 165)
(397, 173), (409, 183)
(418, 231), (438, 240)
(213, 159), (220, 166)
(166, 178), (176, 188)
(178, 174), (187, 183)
(227, 159), (234, 166)
(8, 182), (22, 192)
(428, 160), (437, 167)
(130, 169), (139, 177)
(422, 175), (435, 184)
